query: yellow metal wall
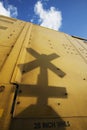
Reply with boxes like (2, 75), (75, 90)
(0, 15), (87, 130)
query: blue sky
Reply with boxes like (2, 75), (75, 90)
(0, 0), (87, 39)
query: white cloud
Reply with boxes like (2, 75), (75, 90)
(0, 2), (10, 16)
(34, 1), (62, 30)
(0, 2), (18, 18)
(8, 5), (18, 18)
(30, 19), (34, 22)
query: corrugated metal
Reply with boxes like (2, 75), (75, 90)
(0, 15), (87, 130)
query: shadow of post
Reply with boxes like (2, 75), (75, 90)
(10, 48), (68, 130)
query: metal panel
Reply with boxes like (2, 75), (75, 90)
(0, 84), (16, 130)
(0, 16), (87, 130)
(0, 21), (25, 47)
(0, 23), (31, 83)
(0, 46), (11, 70)
(10, 24), (87, 130)
(64, 34), (87, 63)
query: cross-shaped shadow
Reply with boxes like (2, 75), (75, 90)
(10, 48), (68, 130)
(18, 48), (66, 107)
(22, 48), (65, 78)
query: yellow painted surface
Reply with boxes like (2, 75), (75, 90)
(0, 84), (15, 130)
(0, 109), (3, 118)
(0, 15), (87, 130)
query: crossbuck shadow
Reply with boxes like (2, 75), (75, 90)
(10, 48), (68, 130)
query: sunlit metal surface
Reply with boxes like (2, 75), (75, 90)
(0, 15), (87, 130)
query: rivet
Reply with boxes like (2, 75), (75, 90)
(65, 92), (68, 96)
(57, 68), (60, 70)
(0, 85), (5, 92)
(11, 45), (14, 47)
(7, 54), (9, 56)
(19, 90), (22, 93)
(58, 103), (60, 105)
(10, 34), (13, 36)
(22, 70), (26, 73)
(17, 101), (20, 104)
